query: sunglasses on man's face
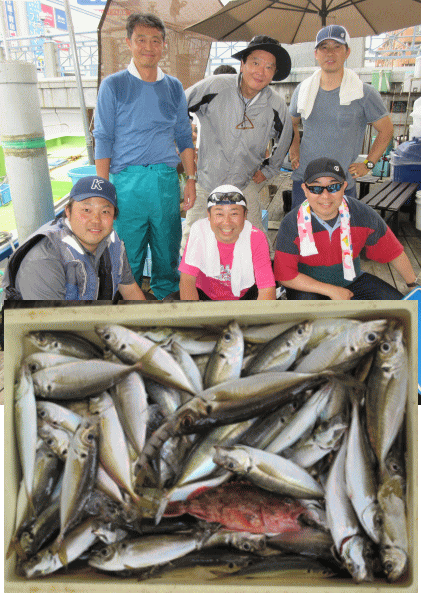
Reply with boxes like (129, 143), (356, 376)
(305, 182), (344, 195)
(208, 192), (246, 204)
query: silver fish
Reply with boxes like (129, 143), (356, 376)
(264, 382), (333, 454)
(88, 532), (210, 572)
(19, 498), (60, 558)
(378, 473), (408, 582)
(14, 364), (38, 513)
(136, 326), (217, 354)
(325, 437), (374, 582)
(21, 517), (98, 577)
(32, 359), (144, 399)
(53, 419), (98, 550)
(167, 340), (203, 394)
(345, 391), (383, 543)
(294, 320), (387, 373)
(113, 372), (148, 457)
(27, 330), (103, 359)
(36, 401), (83, 433)
(242, 321), (306, 344)
(89, 392), (142, 507)
(24, 352), (81, 373)
(204, 320), (244, 388)
(366, 325), (408, 471)
(95, 324), (197, 394)
(213, 444), (324, 499)
(286, 413), (348, 468)
(244, 322), (313, 375)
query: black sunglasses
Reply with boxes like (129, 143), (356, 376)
(208, 192), (246, 203)
(305, 182), (343, 195)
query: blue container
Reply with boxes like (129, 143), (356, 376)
(391, 138), (421, 186)
(67, 165), (97, 186)
(0, 183), (11, 206)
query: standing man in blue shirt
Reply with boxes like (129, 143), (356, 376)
(93, 13), (196, 300)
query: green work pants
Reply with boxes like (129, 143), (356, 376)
(111, 164), (181, 300)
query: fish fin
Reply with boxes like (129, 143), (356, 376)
(256, 462), (281, 478)
(154, 493), (170, 525)
(58, 547), (69, 567)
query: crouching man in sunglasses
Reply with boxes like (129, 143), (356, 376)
(274, 157), (419, 300)
(178, 185), (276, 300)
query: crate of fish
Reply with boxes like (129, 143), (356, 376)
(3, 301), (418, 592)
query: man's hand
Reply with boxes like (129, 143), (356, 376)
(253, 170), (267, 184)
(348, 161), (370, 179)
(182, 180), (196, 211)
(290, 155), (300, 170)
(326, 285), (354, 300)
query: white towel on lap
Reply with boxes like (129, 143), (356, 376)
(184, 218), (255, 297)
(297, 68), (364, 120)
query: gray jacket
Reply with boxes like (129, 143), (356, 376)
(186, 73), (293, 193)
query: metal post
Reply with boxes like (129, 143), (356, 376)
(0, 1), (11, 60)
(63, 0), (94, 165)
(0, 61), (55, 242)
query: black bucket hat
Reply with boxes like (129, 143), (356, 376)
(232, 35), (291, 81)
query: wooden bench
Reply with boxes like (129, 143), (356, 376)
(359, 180), (418, 235)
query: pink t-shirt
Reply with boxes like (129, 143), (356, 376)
(179, 226), (275, 300)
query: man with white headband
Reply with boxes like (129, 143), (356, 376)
(274, 157), (419, 300)
(179, 185), (276, 300)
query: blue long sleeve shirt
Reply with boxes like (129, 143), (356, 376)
(93, 69), (193, 174)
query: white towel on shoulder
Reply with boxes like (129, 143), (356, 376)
(184, 218), (255, 297)
(297, 68), (364, 120)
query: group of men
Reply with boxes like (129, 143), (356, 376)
(2, 14), (420, 302)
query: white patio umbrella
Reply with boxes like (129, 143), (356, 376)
(186, 0), (421, 44)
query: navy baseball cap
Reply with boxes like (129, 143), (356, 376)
(304, 158), (346, 184)
(315, 25), (350, 48)
(69, 176), (117, 209)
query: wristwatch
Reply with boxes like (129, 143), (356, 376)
(186, 175), (197, 182)
(363, 159), (375, 170)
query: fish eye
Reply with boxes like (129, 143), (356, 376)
(380, 342), (391, 353)
(46, 438), (54, 446)
(29, 364), (38, 372)
(119, 344), (126, 350)
(62, 448), (68, 456)
(120, 542), (127, 549)
(46, 384), (53, 392)
(100, 548), (108, 556)
(224, 332), (232, 341)
(104, 334), (111, 341)
(227, 462), (235, 470)
(242, 542), (251, 551)
(366, 332), (377, 343)
(181, 415), (193, 429)
(80, 452), (87, 459)
(53, 341), (59, 349)
(86, 433), (95, 441)
(38, 410), (47, 418)
(385, 562), (393, 573)
(297, 328), (304, 335)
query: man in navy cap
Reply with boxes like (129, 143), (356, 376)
(2, 176), (146, 301)
(181, 35), (293, 256)
(289, 25), (394, 208)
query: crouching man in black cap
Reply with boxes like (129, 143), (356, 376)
(2, 176), (146, 301)
(181, 35), (293, 257)
(274, 158), (419, 300)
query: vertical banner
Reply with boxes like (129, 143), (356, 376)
(40, 3), (55, 28)
(4, 1), (17, 37)
(55, 8), (68, 31)
(26, 1), (43, 60)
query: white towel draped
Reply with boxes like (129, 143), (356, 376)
(297, 68), (364, 120)
(184, 218), (255, 297)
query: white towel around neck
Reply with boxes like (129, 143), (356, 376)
(297, 68), (364, 120)
(184, 218), (255, 297)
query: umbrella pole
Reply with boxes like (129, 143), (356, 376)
(63, 0), (95, 165)
(320, 0), (327, 27)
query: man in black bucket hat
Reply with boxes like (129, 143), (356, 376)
(181, 35), (293, 257)
(1, 176), (147, 302)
